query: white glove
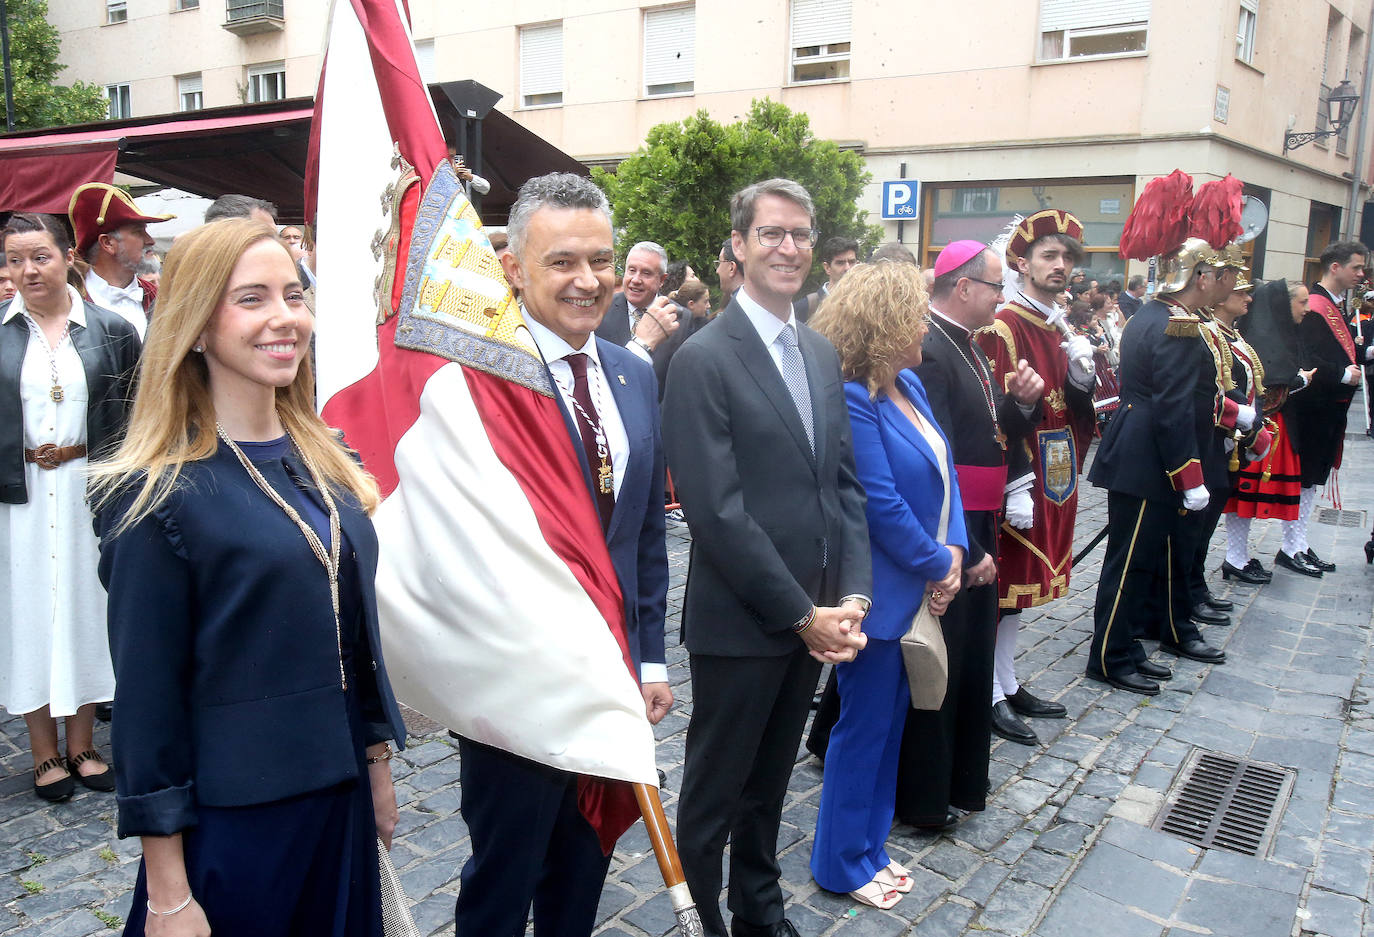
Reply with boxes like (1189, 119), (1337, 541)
(1182, 485), (1210, 512)
(1005, 488), (1034, 529)
(1343, 365), (1363, 386)
(1223, 437), (1236, 453)
(1061, 335), (1096, 388)
(1235, 403), (1256, 431)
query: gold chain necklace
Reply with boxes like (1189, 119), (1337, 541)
(216, 423), (347, 690)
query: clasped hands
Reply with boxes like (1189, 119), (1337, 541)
(798, 598), (869, 664)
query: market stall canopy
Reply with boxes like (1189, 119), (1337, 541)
(0, 91), (586, 224)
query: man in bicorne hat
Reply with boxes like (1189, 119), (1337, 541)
(975, 210), (1096, 745)
(69, 182), (174, 340)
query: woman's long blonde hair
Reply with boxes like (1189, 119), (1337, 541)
(810, 261), (930, 398)
(90, 218), (379, 532)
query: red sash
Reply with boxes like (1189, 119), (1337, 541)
(1308, 292), (1357, 364)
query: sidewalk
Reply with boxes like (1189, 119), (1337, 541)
(1, 432), (1371, 937)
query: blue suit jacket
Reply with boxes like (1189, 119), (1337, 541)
(551, 338), (669, 675)
(846, 370), (969, 641)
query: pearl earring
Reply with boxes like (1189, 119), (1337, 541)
(193, 344), (204, 353)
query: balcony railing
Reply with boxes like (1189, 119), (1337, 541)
(223, 0), (284, 35)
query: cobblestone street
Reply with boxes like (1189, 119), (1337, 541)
(3, 433), (1373, 937)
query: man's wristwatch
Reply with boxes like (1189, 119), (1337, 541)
(632, 336), (653, 354)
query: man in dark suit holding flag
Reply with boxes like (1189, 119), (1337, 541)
(455, 173), (672, 937)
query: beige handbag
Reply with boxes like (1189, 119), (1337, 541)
(899, 421), (951, 711)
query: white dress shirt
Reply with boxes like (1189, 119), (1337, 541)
(736, 285), (800, 379)
(620, 297), (654, 365)
(522, 310), (667, 683)
(84, 268), (146, 339)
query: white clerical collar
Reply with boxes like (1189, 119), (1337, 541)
(737, 285), (797, 346)
(929, 306), (972, 338)
(2, 285), (87, 327)
(521, 305), (602, 369)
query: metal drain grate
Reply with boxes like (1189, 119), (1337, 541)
(1151, 750), (1296, 857)
(1314, 508), (1367, 527)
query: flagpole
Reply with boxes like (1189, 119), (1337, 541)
(632, 783), (704, 936)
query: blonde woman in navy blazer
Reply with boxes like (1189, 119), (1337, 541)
(809, 262), (968, 911)
(91, 219), (405, 937)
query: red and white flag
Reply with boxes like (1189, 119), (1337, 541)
(309, 0), (654, 851)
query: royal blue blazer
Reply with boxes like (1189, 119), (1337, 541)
(97, 445), (407, 838)
(845, 370), (969, 641)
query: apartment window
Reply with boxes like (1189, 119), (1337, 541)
(1039, 0), (1150, 61)
(1236, 0), (1257, 64)
(106, 83), (131, 119)
(175, 0), (200, 8)
(247, 62), (286, 103)
(952, 187), (998, 214)
(178, 74), (203, 112)
(414, 39), (437, 85)
(520, 23), (563, 107)
(790, 0), (851, 83)
(106, 0), (127, 24)
(644, 6), (695, 97)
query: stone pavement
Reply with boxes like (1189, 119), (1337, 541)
(2, 434), (1373, 937)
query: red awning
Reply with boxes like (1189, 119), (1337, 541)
(0, 106), (315, 217)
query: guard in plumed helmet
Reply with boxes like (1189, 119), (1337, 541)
(1086, 172), (1232, 697)
(974, 209), (1095, 746)
(68, 182), (174, 340)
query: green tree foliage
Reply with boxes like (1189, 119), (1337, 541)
(593, 99), (882, 288)
(4, 0), (108, 130)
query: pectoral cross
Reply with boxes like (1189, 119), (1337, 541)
(598, 460), (614, 495)
(994, 423), (1007, 450)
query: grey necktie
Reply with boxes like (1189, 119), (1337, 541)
(775, 323), (814, 453)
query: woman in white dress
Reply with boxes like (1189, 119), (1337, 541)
(0, 212), (141, 800)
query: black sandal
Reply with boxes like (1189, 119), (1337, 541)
(68, 750), (116, 792)
(34, 756), (74, 802)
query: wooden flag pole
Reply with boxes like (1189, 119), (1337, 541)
(633, 783), (703, 936)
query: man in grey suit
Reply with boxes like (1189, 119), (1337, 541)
(663, 178), (872, 937)
(596, 240), (687, 395)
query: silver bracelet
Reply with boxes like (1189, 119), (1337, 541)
(147, 893), (193, 916)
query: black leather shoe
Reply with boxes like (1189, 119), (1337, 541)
(1007, 686), (1068, 718)
(1163, 639), (1226, 663)
(910, 809), (960, 832)
(731, 917), (801, 937)
(1202, 591), (1233, 611)
(1365, 540), (1374, 565)
(1085, 669), (1160, 696)
(1303, 548), (1336, 572)
(991, 700), (1037, 745)
(1136, 659), (1173, 681)
(1191, 603), (1231, 626)
(1275, 550), (1323, 577)
(33, 757), (74, 803)
(1221, 560), (1270, 584)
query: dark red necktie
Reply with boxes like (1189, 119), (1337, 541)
(566, 353), (616, 531)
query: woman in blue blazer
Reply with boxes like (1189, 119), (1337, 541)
(809, 262), (968, 910)
(91, 219), (406, 936)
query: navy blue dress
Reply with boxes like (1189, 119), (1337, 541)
(118, 437), (384, 937)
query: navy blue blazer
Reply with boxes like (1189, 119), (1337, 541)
(97, 445), (407, 838)
(846, 371), (969, 641)
(551, 338), (669, 675)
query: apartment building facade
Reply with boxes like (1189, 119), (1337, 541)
(53, 0), (1374, 282)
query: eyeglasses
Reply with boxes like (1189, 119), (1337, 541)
(967, 277), (1005, 293)
(753, 226), (820, 249)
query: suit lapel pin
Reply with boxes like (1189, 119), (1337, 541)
(617, 374), (626, 385)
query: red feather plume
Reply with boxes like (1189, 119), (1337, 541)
(1118, 169), (1194, 260)
(1188, 175), (1244, 248)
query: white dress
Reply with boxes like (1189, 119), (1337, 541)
(0, 300), (114, 716)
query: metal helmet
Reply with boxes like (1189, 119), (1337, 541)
(1156, 237), (1223, 294)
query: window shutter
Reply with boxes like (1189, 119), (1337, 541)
(1040, 0), (1150, 31)
(791, 0), (851, 48)
(644, 7), (695, 91)
(414, 39), (436, 84)
(179, 75), (203, 96)
(521, 23), (563, 98)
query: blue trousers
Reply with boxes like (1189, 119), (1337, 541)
(454, 737), (612, 937)
(810, 637), (909, 893)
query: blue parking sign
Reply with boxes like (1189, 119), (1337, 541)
(881, 180), (919, 220)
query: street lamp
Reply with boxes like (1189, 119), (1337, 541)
(1284, 79), (1361, 153)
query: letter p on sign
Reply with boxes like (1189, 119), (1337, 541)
(881, 180), (919, 220)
